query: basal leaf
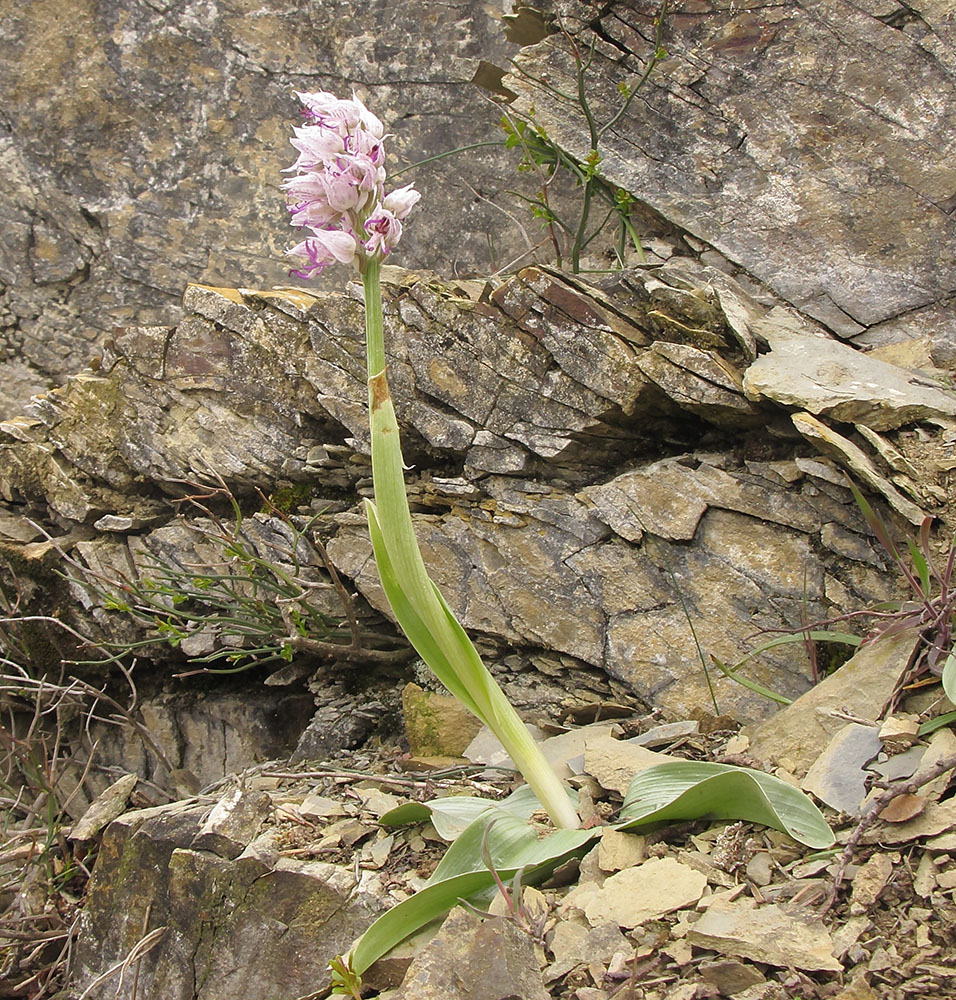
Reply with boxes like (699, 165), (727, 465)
(617, 761), (834, 849)
(378, 801), (432, 827)
(942, 651), (956, 705)
(919, 710), (956, 736)
(349, 809), (595, 974)
(428, 798), (588, 881)
(380, 784), (576, 843)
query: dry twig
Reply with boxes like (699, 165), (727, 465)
(824, 748), (956, 913)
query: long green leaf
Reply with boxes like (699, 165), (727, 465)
(351, 760), (834, 974)
(711, 656), (792, 705)
(907, 538), (931, 597)
(919, 710), (956, 736)
(942, 651), (956, 705)
(366, 501), (483, 719)
(617, 761), (834, 849)
(379, 784), (561, 841)
(713, 630), (862, 705)
(367, 498), (581, 831)
(349, 810), (595, 974)
(847, 479), (900, 559)
(349, 870), (508, 975)
(429, 809), (593, 883)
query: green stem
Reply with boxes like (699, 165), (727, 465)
(571, 179), (593, 273)
(391, 141), (505, 179)
(361, 261), (580, 830)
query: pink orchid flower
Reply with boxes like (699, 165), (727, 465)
(284, 90), (417, 276)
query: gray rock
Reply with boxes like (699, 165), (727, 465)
(389, 907), (551, 1000)
(743, 329), (956, 431)
(791, 412), (928, 526)
(638, 341), (763, 428)
(77, 686), (315, 809)
(0, 265), (923, 733)
(687, 898), (842, 973)
(746, 633), (919, 774)
(801, 723), (883, 816)
(560, 856), (708, 928)
(68, 773), (138, 842)
(0, 0), (542, 415)
(700, 959), (767, 996)
(72, 798), (383, 1000)
(191, 786), (273, 859)
(508, 3), (956, 342)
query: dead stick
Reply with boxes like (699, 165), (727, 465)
(823, 748), (956, 913)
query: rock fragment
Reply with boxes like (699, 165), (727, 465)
(561, 857), (707, 928)
(687, 898), (842, 972)
(389, 908), (551, 1000)
(747, 633), (918, 774)
(801, 723), (882, 815)
(69, 773), (138, 842)
(191, 786), (273, 859)
(744, 330), (956, 431)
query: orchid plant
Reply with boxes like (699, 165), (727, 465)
(283, 89), (580, 832)
(282, 92), (833, 994)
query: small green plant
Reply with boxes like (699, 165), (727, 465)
(389, 4), (668, 274)
(63, 479), (409, 677)
(501, 2), (669, 271)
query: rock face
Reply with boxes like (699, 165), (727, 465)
(72, 796), (383, 1000)
(5, 0), (954, 419)
(4, 260), (948, 731)
(3, 8), (955, 997)
(509, 1), (956, 348)
(0, 0), (532, 413)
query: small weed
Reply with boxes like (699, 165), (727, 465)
(58, 474), (412, 678)
(502, 2), (669, 271)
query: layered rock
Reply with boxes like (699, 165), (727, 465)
(508, 1), (956, 348)
(72, 794), (383, 1000)
(5, 261), (947, 736)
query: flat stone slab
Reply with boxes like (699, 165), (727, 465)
(744, 330), (956, 431)
(802, 723), (882, 815)
(747, 633), (919, 775)
(687, 898), (842, 972)
(560, 856), (707, 928)
(390, 908), (551, 1000)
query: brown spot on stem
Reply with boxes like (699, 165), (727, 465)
(369, 368), (391, 412)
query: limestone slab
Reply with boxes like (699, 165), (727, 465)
(744, 330), (956, 431)
(747, 633), (919, 774)
(561, 856), (707, 928)
(687, 899), (842, 972)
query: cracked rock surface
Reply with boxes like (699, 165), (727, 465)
(0, 0), (531, 413)
(508, 0), (956, 347)
(6, 262), (950, 730)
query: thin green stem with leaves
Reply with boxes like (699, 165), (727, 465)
(361, 257), (580, 830)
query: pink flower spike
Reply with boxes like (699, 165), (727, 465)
(383, 184), (421, 220)
(284, 91), (416, 280)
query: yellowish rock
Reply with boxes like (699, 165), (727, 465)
(402, 682), (482, 757)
